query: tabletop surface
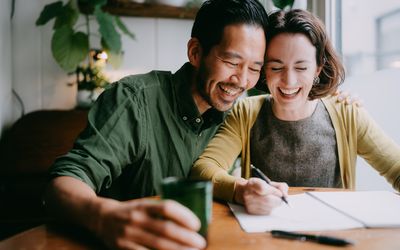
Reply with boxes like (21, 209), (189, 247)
(1, 187), (399, 250)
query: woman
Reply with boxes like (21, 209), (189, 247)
(191, 9), (400, 215)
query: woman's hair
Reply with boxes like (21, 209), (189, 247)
(258, 9), (345, 99)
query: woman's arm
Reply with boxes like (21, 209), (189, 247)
(191, 101), (245, 202)
(356, 107), (400, 191)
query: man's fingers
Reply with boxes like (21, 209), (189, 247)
(137, 200), (201, 231)
(139, 214), (206, 249)
(335, 90), (363, 107)
(336, 91), (349, 101)
(121, 217), (203, 250)
(128, 202), (206, 250)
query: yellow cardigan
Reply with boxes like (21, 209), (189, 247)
(191, 95), (400, 201)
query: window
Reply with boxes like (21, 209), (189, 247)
(335, 0), (400, 191)
(376, 8), (400, 70)
(341, 0), (400, 76)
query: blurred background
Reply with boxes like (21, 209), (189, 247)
(0, 0), (399, 193)
(0, 0), (399, 240)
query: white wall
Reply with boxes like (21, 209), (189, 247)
(0, 0), (13, 136)
(11, 0), (192, 114)
(344, 69), (400, 192)
(342, 0), (400, 191)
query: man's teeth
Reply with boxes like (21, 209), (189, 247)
(280, 88), (299, 95)
(220, 85), (241, 96)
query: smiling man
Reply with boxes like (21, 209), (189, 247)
(44, 0), (268, 249)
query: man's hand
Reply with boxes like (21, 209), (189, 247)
(234, 178), (288, 215)
(334, 90), (363, 107)
(95, 199), (206, 250)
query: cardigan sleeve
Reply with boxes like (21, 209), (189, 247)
(356, 106), (400, 191)
(190, 96), (266, 202)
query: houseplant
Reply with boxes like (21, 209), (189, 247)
(35, 0), (135, 106)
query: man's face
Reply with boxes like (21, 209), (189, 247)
(196, 24), (266, 112)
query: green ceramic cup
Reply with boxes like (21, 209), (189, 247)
(160, 177), (213, 239)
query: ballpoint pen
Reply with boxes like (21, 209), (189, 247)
(271, 230), (355, 246)
(250, 164), (289, 205)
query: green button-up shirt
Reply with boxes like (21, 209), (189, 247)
(50, 63), (225, 200)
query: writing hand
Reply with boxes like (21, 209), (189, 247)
(95, 198), (206, 250)
(235, 178), (288, 215)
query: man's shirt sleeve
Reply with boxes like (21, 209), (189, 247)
(49, 80), (146, 193)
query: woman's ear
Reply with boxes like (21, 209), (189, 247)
(187, 38), (202, 68)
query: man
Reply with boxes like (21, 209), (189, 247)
(45, 0), (268, 249)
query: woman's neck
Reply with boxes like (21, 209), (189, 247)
(271, 98), (318, 121)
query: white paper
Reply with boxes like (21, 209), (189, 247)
(308, 191), (400, 228)
(229, 192), (400, 232)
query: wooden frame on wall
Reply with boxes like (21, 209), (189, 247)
(105, 0), (199, 19)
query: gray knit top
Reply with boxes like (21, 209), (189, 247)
(249, 96), (342, 188)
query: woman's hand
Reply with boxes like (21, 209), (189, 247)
(234, 178), (288, 215)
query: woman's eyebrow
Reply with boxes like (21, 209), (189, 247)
(266, 58), (283, 64)
(266, 59), (311, 64)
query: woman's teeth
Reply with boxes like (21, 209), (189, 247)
(279, 88), (300, 96)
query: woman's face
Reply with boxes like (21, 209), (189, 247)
(265, 33), (321, 117)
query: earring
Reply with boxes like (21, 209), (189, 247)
(313, 76), (320, 85)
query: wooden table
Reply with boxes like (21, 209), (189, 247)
(1, 188), (399, 250)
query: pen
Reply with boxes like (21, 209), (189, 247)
(271, 230), (355, 246)
(250, 164), (289, 205)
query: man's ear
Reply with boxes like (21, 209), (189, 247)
(187, 38), (202, 68)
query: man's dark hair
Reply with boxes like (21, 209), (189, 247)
(191, 0), (268, 56)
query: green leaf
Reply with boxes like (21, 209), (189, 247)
(115, 16), (135, 40)
(51, 26), (89, 71)
(95, 6), (122, 53)
(272, 0), (294, 10)
(54, 3), (79, 29)
(35, 1), (63, 26)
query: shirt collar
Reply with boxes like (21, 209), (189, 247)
(172, 63), (226, 132)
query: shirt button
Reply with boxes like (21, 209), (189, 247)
(182, 116), (188, 121)
(195, 118), (201, 123)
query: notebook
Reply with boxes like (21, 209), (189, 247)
(228, 191), (400, 232)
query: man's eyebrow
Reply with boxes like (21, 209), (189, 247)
(220, 51), (242, 59)
(220, 51), (264, 66)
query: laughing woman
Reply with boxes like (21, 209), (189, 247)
(191, 9), (400, 215)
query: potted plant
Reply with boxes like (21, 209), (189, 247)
(35, 0), (135, 107)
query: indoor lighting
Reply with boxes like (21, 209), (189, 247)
(389, 60), (400, 69)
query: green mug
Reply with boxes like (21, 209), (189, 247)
(160, 177), (213, 239)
